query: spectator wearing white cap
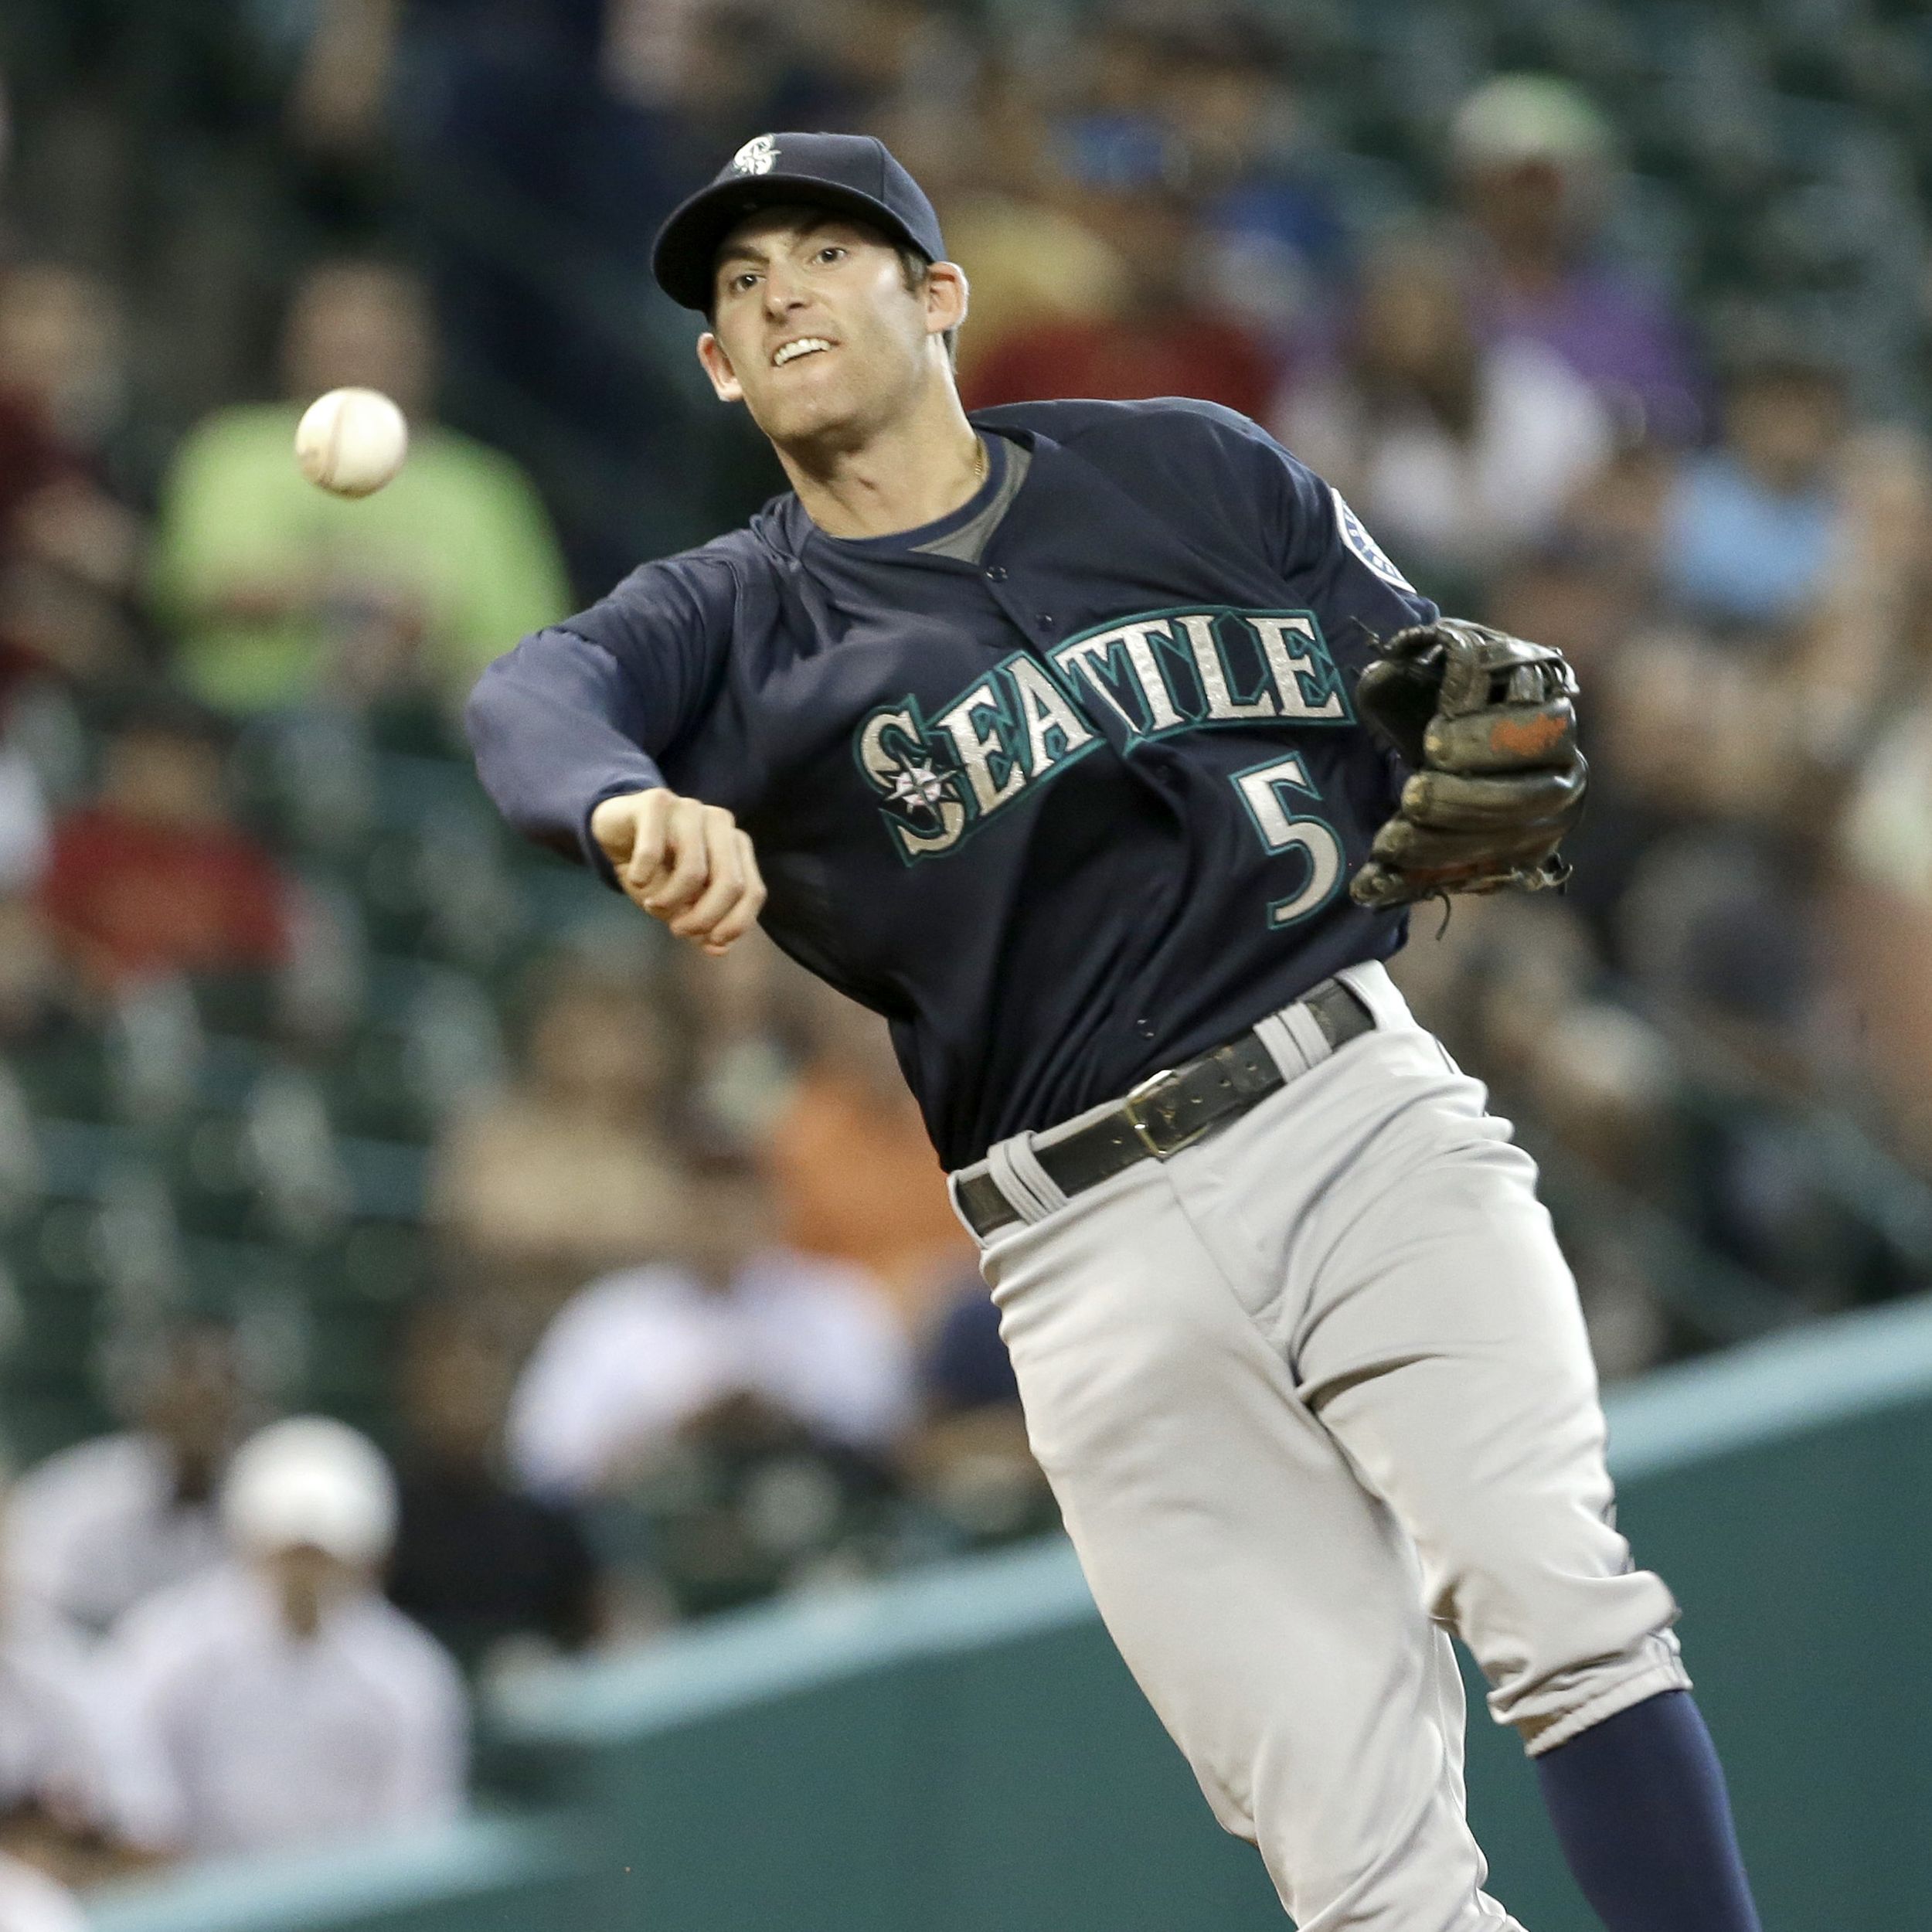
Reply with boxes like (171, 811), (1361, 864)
(99, 1417), (468, 1859)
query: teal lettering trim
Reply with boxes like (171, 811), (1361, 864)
(1049, 630), (1156, 737)
(933, 675), (1028, 817)
(1002, 653), (1099, 776)
(852, 696), (971, 866)
(851, 657), (1104, 867)
(1241, 613), (1353, 723)
(1229, 751), (1347, 929)
(1049, 607), (1353, 747)
(852, 610), (1358, 867)
(1168, 612), (1275, 724)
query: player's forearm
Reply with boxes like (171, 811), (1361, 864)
(464, 631), (666, 879)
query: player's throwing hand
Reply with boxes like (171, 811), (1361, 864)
(590, 788), (766, 956)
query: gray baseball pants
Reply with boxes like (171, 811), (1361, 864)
(952, 961), (1689, 1930)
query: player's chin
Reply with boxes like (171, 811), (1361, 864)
(745, 379), (862, 444)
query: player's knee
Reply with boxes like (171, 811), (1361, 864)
(1437, 1536), (1683, 1748)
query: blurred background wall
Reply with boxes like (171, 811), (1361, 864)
(0, 0), (1929, 1925)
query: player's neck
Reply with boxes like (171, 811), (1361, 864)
(779, 385), (985, 541)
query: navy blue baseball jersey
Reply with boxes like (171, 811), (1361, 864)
(466, 398), (1435, 1169)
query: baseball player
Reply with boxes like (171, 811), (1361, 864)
(467, 133), (1762, 1931)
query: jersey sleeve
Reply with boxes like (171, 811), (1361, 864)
(1191, 401), (1440, 649)
(464, 547), (738, 881)
(1147, 402), (1437, 818)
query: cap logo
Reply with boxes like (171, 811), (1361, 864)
(731, 135), (777, 176)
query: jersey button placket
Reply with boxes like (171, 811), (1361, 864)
(980, 563), (1037, 645)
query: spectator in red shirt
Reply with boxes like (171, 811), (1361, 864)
(963, 182), (1281, 420)
(0, 264), (145, 692)
(39, 696), (287, 989)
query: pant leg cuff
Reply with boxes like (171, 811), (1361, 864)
(1520, 1655), (1694, 1758)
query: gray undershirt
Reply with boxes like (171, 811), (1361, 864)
(910, 437), (1033, 563)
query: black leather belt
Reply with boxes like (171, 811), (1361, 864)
(952, 978), (1375, 1239)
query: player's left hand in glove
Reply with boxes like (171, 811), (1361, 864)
(1349, 618), (1587, 911)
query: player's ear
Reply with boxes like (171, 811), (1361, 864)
(697, 331), (743, 403)
(925, 261), (968, 340)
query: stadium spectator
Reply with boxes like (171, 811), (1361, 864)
(1478, 537), (1657, 944)
(1654, 349), (1850, 634)
(102, 1417), (466, 1859)
(4, 1321), (247, 1640)
(673, 927), (798, 1144)
(150, 258), (569, 723)
(0, 893), (97, 1138)
(1053, 10), (1175, 194)
(507, 1148), (915, 1501)
(0, 264), (141, 495)
(0, 389), (74, 564)
(1560, 380), (1927, 901)
(428, 954), (688, 1313)
(757, 0), (942, 135)
(888, 80), (1126, 389)
(1835, 590), (1932, 1166)
(1481, 536), (1642, 696)
(762, 975), (972, 1335)
(0, 1594), (128, 1881)
(903, 1270), (1058, 1550)
(36, 695), (287, 991)
(1282, 234), (1611, 597)
(1451, 73), (1700, 443)
(0, 750), (47, 896)
(1159, 13), (1352, 343)
(0, 1852), (86, 1932)
(0, 891), (57, 1043)
(386, 1301), (602, 1672)
(962, 180), (1279, 420)
(0, 262), (145, 692)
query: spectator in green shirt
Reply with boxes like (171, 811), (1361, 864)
(151, 258), (570, 722)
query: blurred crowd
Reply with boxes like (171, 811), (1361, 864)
(0, 0), (1930, 1910)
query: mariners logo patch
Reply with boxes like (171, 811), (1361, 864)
(1330, 488), (1415, 594)
(731, 135), (778, 176)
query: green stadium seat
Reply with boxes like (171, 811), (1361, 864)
(304, 1219), (431, 1310)
(7, 1026), (112, 1124)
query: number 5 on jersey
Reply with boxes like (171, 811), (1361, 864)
(1231, 753), (1345, 928)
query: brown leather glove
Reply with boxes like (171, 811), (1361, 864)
(1349, 618), (1587, 910)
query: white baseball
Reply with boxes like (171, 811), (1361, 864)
(294, 387), (410, 498)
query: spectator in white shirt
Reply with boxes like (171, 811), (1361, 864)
(508, 1151), (916, 1502)
(5, 1322), (247, 1638)
(102, 1417), (467, 1860)
(0, 1852), (85, 1932)
(1279, 232), (1612, 594)
(0, 1612), (98, 1829)
(0, 1596), (138, 1883)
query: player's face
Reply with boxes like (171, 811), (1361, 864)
(697, 211), (957, 447)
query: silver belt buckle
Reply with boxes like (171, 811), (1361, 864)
(1123, 1065), (1209, 1160)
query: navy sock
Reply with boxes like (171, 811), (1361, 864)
(1533, 1689), (1762, 1932)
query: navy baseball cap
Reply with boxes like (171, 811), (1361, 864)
(651, 131), (947, 313)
